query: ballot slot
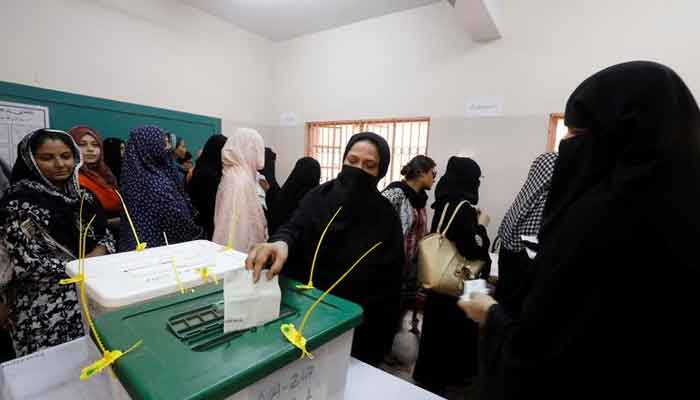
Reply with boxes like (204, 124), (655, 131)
(93, 278), (363, 400)
(167, 301), (297, 352)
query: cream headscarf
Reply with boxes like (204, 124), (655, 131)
(213, 128), (268, 251)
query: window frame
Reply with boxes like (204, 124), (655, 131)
(547, 113), (565, 152)
(305, 117), (431, 186)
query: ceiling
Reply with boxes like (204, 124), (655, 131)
(181, 0), (441, 42)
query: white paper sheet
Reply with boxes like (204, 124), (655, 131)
(461, 279), (490, 300)
(223, 268), (281, 333)
(0, 101), (50, 165)
(521, 234), (539, 259)
(465, 96), (504, 118)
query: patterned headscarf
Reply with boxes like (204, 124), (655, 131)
(2, 129), (100, 253)
(497, 152), (558, 251)
(68, 126), (117, 189)
(9, 128), (82, 202)
(118, 126), (202, 251)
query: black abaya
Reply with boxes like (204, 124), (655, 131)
(481, 61), (700, 400)
(413, 157), (491, 395)
(270, 133), (405, 366)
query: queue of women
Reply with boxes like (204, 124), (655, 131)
(1, 61), (698, 399)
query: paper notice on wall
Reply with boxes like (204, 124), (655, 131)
(223, 268), (281, 333)
(279, 112), (300, 127)
(0, 101), (50, 165)
(465, 96), (504, 118)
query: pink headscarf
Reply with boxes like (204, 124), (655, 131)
(213, 128), (268, 252)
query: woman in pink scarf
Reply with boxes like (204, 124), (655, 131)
(213, 128), (268, 252)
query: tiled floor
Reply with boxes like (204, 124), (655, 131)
(376, 312), (479, 400)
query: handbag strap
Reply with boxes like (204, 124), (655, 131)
(491, 235), (501, 253)
(436, 202), (451, 235)
(439, 200), (470, 236)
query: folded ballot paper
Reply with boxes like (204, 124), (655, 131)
(460, 279), (491, 301)
(223, 268), (281, 334)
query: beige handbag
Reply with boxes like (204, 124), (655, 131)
(417, 201), (486, 297)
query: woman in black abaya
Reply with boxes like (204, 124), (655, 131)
(246, 132), (405, 366)
(460, 61), (700, 400)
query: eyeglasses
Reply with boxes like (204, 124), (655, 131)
(431, 169), (438, 178)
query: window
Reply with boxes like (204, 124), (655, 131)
(306, 117), (430, 188)
(547, 113), (567, 152)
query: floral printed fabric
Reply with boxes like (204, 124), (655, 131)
(0, 185), (116, 357)
(382, 187), (427, 304)
(0, 129), (115, 357)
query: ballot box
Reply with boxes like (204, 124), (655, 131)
(65, 240), (246, 317)
(93, 277), (362, 400)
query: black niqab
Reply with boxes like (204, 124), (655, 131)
(433, 156), (481, 209)
(481, 61), (700, 400)
(268, 157), (320, 235)
(271, 132), (404, 365)
(103, 138), (124, 184)
(188, 134), (227, 239)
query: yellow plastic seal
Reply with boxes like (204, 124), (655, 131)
(282, 242), (382, 359)
(296, 207), (343, 290)
(114, 189), (147, 251)
(63, 194), (143, 380)
(80, 341), (142, 381)
(280, 323), (314, 360)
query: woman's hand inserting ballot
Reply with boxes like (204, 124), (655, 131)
(458, 293), (498, 327)
(245, 241), (289, 283)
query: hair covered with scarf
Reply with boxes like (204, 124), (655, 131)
(68, 126), (117, 188)
(212, 128), (268, 251)
(118, 125), (202, 251)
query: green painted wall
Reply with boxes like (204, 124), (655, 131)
(0, 81), (221, 159)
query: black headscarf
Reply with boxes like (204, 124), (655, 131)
(541, 61), (700, 242)
(188, 134), (227, 240)
(343, 132), (391, 182)
(259, 148), (277, 183)
(268, 157), (320, 235)
(271, 132), (404, 365)
(102, 138), (124, 184)
(433, 156), (481, 209)
(481, 61), (700, 399)
(259, 147), (281, 226)
(319, 131), (392, 227)
(259, 147), (281, 192)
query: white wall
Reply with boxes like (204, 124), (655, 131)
(0, 0), (274, 136)
(268, 0), (700, 238)
(4, 0), (700, 238)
